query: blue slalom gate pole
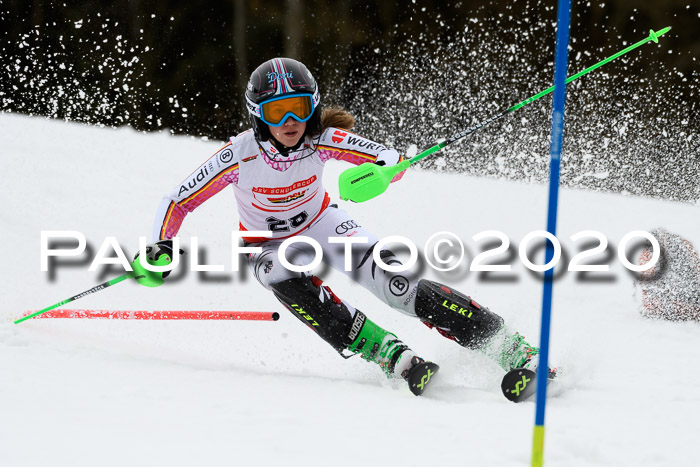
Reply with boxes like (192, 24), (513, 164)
(532, 0), (572, 466)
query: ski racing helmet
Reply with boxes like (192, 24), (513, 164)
(245, 57), (322, 143)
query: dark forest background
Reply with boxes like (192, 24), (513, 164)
(1, 0), (698, 201)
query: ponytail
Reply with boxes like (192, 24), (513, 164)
(320, 106), (355, 132)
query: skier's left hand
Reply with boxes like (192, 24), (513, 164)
(129, 240), (185, 287)
(374, 148), (401, 167)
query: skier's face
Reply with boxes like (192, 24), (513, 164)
(269, 117), (306, 148)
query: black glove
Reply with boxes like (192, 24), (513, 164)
(138, 240), (184, 279)
(130, 240), (185, 286)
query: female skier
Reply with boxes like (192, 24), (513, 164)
(139, 57), (545, 396)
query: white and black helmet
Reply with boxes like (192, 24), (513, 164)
(245, 57), (322, 142)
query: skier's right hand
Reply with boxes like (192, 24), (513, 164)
(129, 240), (185, 287)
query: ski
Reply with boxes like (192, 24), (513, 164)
(501, 368), (538, 402)
(406, 361), (440, 396)
(501, 367), (558, 403)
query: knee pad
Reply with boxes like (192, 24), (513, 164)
(414, 279), (504, 349)
(270, 275), (364, 353)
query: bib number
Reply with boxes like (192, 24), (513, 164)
(266, 211), (309, 232)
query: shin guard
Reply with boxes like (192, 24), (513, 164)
(271, 275), (360, 353)
(271, 276), (417, 378)
(415, 280), (504, 349)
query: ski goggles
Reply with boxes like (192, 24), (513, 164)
(259, 94), (316, 127)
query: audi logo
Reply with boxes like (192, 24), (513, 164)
(335, 220), (360, 235)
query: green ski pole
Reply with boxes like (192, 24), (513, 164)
(15, 274), (131, 324)
(338, 27), (671, 203)
(17, 243), (177, 324)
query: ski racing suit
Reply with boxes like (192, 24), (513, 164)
(153, 127), (524, 380)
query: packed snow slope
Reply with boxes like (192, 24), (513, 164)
(1, 113), (699, 467)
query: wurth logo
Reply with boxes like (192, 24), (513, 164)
(332, 130), (347, 144)
(346, 136), (386, 152)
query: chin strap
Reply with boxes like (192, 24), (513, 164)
(256, 133), (321, 164)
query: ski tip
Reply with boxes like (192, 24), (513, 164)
(408, 361), (439, 396)
(271, 312), (280, 321)
(501, 368), (537, 403)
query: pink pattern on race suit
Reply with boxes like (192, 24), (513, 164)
(162, 203), (186, 240)
(184, 169), (238, 211)
(317, 147), (405, 181)
(161, 168), (238, 240)
(317, 147), (373, 165)
(260, 147), (307, 171)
